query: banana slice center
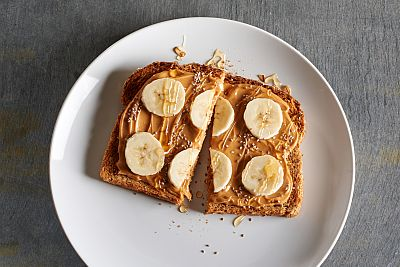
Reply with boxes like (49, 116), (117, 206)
(141, 78), (185, 117)
(125, 132), (165, 176)
(241, 155), (284, 196)
(243, 98), (283, 139)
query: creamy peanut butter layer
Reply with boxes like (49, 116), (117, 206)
(117, 68), (224, 200)
(208, 83), (300, 207)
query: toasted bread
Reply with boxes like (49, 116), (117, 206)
(100, 62), (225, 205)
(205, 74), (305, 217)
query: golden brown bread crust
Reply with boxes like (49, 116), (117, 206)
(100, 62), (225, 206)
(100, 62), (304, 214)
(205, 74), (305, 217)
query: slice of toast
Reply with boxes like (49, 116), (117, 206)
(205, 74), (305, 217)
(100, 62), (225, 206)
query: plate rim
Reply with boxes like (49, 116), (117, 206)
(49, 17), (355, 267)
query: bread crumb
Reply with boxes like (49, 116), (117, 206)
(233, 215), (246, 227)
(173, 46), (186, 60)
(178, 205), (188, 213)
(205, 49), (226, 69)
(173, 35), (187, 61)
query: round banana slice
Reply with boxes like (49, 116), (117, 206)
(168, 148), (200, 189)
(190, 90), (215, 130)
(241, 155), (284, 196)
(125, 132), (165, 176)
(243, 98), (283, 139)
(141, 78), (186, 117)
(212, 97), (234, 136)
(210, 149), (232, 192)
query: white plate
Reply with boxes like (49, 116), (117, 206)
(50, 17), (354, 267)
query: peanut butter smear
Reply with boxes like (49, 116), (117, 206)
(117, 69), (223, 201)
(208, 83), (300, 207)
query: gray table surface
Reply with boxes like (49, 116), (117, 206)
(1, 0), (399, 266)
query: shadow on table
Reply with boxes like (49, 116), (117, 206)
(84, 70), (132, 180)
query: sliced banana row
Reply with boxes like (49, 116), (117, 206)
(210, 149), (232, 192)
(241, 155), (284, 196)
(168, 148), (200, 189)
(212, 97), (234, 136)
(141, 78), (186, 117)
(125, 132), (165, 176)
(243, 98), (283, 140)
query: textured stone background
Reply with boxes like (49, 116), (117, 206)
(1, 0), (399, 266)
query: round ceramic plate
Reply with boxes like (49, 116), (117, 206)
(50, 18), (354, 267)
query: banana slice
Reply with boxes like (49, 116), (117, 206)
(241, 155), (284, 196)
(190, 90), (215, 130)
(243, 98), (283, 139)
(212, 97), (234, 136)
(210, 149), (232, 192)
(141, 78), (186, 117)
(168, 148), (200, 189)
(125, 132), (165, 176)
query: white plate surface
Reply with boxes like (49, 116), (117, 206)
(50, 17), (354, 267)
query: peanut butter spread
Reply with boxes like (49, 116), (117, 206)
(209, 83), (300, 207)
(117, 69), (223, 200)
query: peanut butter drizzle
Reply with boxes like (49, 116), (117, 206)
(117, 69), (223, 201)
(209, 83), (300, 208)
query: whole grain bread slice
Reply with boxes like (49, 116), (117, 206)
(100, 62), (224, 205)
(205, 74), (305, 217)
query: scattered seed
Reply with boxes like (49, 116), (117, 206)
(220, 217), (224, 221)
(158, 202), (162, 205)
(177, 225), (181, 228)
(214, 251), (218, 255)
(201, 250), (205, 253)
(240, 234), (245, 237)
(248, 218), (252, 222)
(205, 244), (210, 247)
